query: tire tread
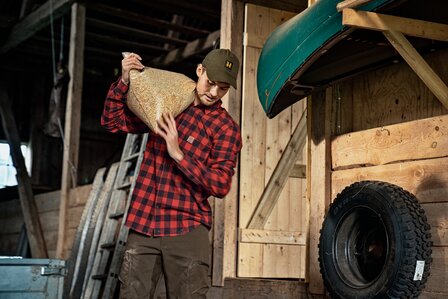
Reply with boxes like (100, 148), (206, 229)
(319, 181), (432, 299)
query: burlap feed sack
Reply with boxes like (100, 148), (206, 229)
(127, 67), (196, 132)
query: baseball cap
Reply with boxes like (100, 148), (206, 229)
(202, 49), (240, 89)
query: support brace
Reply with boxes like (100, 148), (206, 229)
(342, 8), (448, 110)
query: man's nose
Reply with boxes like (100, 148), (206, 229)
(210, 86), (218, 97)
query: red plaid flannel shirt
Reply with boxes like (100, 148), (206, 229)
(101, 79), (242, 236)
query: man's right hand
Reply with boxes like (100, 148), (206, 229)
(121, 52), (144, 85)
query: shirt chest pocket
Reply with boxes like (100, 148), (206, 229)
(180, 130), (212, 163)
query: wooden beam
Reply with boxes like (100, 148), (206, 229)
(1, 0), (73, 54)
(383, 30), (448, 111)
(56, 3), (85, 259)
(132, 0), (221, 20)
(332, 114), (448, 170)
(164, 14), (184, 50)
(87, 18), (188, 47)
(86, 32), (169, 55)
(86, 3), (209, 37)
(332, 156), (448, 205)
(19, 0), (38, 19)
(247, 110), (307, 229)
(212, 0), (244, 287)
(240, 229), (306, 245)
(238, 0), (307, 13)
(152, 30), (220, 67)
(342, 9), (448, 42)
(223, 278), (313, 298)
(336, 0), (374, 12)
(290, 164), (306, 178)
(308, 88), (332, 295)
(0, 83), (48, 258)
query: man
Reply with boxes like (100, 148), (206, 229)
(101, 49), (242, 298)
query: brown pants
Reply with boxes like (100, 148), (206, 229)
(119, 225), (211, 299)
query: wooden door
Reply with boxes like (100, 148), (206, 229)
(238, 4), (308, 278)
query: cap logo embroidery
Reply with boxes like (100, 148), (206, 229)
(225, 60), (233, 70)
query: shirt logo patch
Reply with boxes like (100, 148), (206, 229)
(225, 60), (233, 70)
(187, 136), (195, 144)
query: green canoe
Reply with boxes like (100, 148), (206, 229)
(256, 0), (446, 118)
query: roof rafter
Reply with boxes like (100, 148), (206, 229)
(1, 0), (74, 54)
(87, 3), (209, 37)
(152, 30), (220, 67)
(87, 18), (188, 46)
(239, 0), (307, 13)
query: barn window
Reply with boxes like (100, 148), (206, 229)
(0, 142), (31, 188)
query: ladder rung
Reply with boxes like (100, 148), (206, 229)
(123, 152), (140, 162)
(117, 181), (132, 189)
(101, 242), (116, 249)
(92, 273), (108, 280)
(109, 211), (124, 219)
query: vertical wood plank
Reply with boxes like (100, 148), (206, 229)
(333, 81), (354, 136)
(239, 4), (272, 277)
(213, 0), (244, 286)
(238, 42), (266, 278)
(308, 88), (332, 294)
(238, 4), (271, 277)
(291, 100), (308, 278)
(264, 7), (294, 232)
(57, 3), (85, 259)
(306, 0), (319, 287)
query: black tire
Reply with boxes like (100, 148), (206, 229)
(319, 181), (432, 299)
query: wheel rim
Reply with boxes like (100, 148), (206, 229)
(334, 206), (389, 288)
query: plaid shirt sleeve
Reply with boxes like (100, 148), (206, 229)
(101, 78), (149, 133)
(176, 120), (242, 198)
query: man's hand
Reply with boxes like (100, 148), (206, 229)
(121, 52), (144, 85)
(156, 112), (184, 162)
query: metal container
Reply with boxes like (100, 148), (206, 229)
(0, 257), (66, 299)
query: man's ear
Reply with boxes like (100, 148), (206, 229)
(196, 64), (204, 77)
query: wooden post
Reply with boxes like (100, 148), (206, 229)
(56, 2), (85, 259)
(0, 82), (48, 258)
(307, 88), (332, 294)
(305, 0), (330, 294)
(212, 0), (244, 286)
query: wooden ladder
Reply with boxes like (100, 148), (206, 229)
(81, 133), (148, 299)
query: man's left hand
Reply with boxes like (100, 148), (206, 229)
(156, 112), (184, 162)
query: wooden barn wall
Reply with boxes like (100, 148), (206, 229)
(331, 49), (448, 298)
(335, 49), (448, 134)
(238, 4), (308, 279)
(0, 184), (91, 258)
